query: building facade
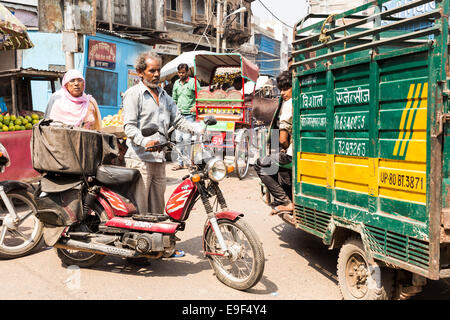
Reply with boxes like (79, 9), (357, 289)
(4, 0), (259, 117)
(251, 17), (290, 78)
(95, 0), (255, 52)
(21, 30), (161, 117)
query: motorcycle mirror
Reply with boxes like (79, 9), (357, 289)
(204, 116), (217, 126)
(142, 124), (159, 137)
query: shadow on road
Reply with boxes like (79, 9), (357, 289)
(271, 222), (339, 286)
(8, 238), (52, 259)
(271, 222), (450, 300)
(246, 276), (279, 295)
(68, 235), (212, 278)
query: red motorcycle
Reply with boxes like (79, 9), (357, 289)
(34, 116), (264, 290)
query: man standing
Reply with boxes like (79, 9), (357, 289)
(122, 52), (202, 215)
(171, 63), (201, 170)
(254, 70), (293, 215)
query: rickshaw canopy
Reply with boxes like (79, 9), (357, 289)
(160, 50), (210, 81)
(194, 53), (259, 84)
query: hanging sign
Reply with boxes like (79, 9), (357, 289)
(88, 40), (116, 69)
(152, 43), (181, 56)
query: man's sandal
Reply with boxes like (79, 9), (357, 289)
(271, 204), (294, 216)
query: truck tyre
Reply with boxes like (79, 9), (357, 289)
(337, 237), (394, 300)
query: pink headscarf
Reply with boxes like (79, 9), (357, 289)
(49, 69), (92, 127)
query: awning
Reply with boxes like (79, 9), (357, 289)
(160, 50), (211, 81)
(0, 4), (33, 50)
(194, 53), (259, 83)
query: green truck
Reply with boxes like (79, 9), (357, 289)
(288, 0), (450, 299)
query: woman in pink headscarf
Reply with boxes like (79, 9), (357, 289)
(45, 69), (102, 130)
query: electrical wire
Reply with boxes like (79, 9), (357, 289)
(194, 12), (214, 51)
(256, 0), (294, 29)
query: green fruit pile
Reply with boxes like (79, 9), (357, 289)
(0, 113), (42, 132)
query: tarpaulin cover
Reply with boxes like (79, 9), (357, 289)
(31, 121), (119, 176)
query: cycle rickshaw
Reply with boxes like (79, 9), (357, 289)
(193, 53), (259, 179)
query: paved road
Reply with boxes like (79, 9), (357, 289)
(1, 163), (449, 301)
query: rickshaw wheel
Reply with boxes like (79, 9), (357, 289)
(234, 133), (250, 179)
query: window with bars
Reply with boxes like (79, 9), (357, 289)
(166, 0), (182, 20)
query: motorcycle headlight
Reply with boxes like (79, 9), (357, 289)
(206, 158), (227, 182)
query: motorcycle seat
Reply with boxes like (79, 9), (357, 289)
(96, 165), (140, 186)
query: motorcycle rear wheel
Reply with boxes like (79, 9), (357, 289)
(204, 218), (264, 291)
(57, 203), (107, 268)
(0, 190), (43, 259)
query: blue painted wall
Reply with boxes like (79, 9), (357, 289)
(22, 31), (153, 118)
(22, 32), (83, 112)
(84, 33), (153, 117)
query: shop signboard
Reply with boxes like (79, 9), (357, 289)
(88, 39), (116, 69)
(152, 43), (181, 56)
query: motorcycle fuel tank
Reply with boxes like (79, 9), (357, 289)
(165, 178), (197, 221)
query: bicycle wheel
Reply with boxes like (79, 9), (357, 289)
(234, 134), (250, 179)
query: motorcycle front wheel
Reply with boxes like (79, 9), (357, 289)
(0, 190), (43, 259)
(204, 218), (264, 291)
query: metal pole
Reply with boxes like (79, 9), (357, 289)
(108, 0), (113, 31)
(65, 52), (75, 71)
(63, 0), (75, 71)
(216, 0), (222, 53)
(10, 77), (17, 116)
(222, 0), (227, 52)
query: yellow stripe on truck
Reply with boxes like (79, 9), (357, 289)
(393, 83), (416, 156)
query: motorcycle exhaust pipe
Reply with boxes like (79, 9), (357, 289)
(54, 239), (165, 259)
(55, 239), (137, 258)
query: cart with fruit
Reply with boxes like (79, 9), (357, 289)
(193, 53), (259, 179)
(100, 108), (126, 165)
(0, 68), (63, 181)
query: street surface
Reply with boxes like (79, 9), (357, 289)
(1, 163), (449, 300)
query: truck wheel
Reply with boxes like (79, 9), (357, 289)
(337, 237), (394, 300)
